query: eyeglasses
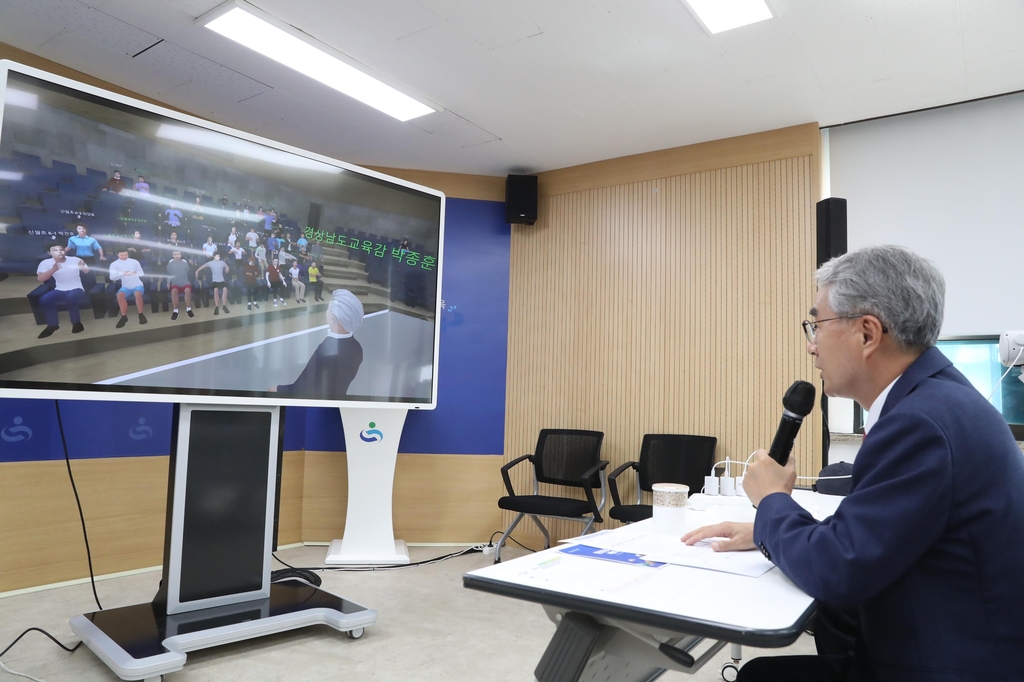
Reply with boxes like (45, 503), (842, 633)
(802, 315), (867, 343)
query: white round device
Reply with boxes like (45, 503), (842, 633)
(999, 331), (1024, 367)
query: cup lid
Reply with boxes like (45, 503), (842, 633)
(651, 483), (689, 492)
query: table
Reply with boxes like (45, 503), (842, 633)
(464, 490), (843, 682)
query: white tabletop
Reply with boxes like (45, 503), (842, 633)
(465, 490), (844, 644)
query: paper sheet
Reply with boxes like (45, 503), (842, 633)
(560, 525), (774, 578)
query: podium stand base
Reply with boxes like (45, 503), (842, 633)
(325, 539), (411, 566)
(69, 580), (375, 681)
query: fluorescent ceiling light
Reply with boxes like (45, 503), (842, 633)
(684, 0), (773, 34)
(155, 123), (342, 174)
(201, 4), (435, 122)
(4, 89), (38, 109)
(0, 170), (24, 182)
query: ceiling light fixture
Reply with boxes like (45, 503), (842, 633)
(198, 1), (436, 122)
(682, 0), (773, 35)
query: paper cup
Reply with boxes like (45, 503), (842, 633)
(652, 483), (689, 535)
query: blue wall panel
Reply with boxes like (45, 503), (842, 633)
(0, 399), (67, 462)
(56, 400), (173, 459)
(0, 398), (172, 461)
(400, 198), (510, 454)
(282, 406), (306, 451)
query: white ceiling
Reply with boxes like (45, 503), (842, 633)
(2, 0), (1024, 176)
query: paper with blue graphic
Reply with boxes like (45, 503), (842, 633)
(559, 544), (666, 568)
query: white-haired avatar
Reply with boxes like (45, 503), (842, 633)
(273, 289), (364, 397)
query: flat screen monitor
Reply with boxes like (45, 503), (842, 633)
(856, 335), (1024, 439)
(0, 61), (444, 409)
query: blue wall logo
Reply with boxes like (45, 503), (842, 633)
(1, 417), (33, 443)
(129, 417), (154, 441)
(359, 421), (384, 443)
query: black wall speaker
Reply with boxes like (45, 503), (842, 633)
(816, 197), (848, 268)
(505, 174), (538, 225)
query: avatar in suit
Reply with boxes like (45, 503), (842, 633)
(684, 245), (1024, 681)
(275, 289), (364, 398)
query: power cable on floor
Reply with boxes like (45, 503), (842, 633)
(271, 545), (487, 573)
(0, 627), (81, 682)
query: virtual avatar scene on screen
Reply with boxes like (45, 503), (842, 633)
(0, 71), (441, 402)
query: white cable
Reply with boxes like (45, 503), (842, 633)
(987, 347), (1024, 402)
(0, 660), (47, 682)
(796, 474), (852, 480)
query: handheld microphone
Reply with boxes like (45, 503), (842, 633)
(767, 380), (817, 466)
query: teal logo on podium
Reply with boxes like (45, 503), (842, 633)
(359, 421), (384, 443)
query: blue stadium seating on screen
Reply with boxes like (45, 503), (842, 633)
(85, 168), (108, 188)
(12, 151), (42, 170)
(52, 160), (77, 183)
(0, 233), (58, 274)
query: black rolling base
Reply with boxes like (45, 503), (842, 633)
(69, 580), (376, 681)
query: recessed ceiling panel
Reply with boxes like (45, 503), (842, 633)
(964, 48), (1024, 100)
(714, 16), (811, 82)
(960, 0), (1024, 62)
(491, 32), (636, 122)
(419, 0), (541, 50)
(409, 109), (498, 148)
(778, 0), (890, 89)
(509, 0), (636, 61)
(133, 40), (271, 102)
(0, 4), (67, 50)
(155, 0), (226, 20)
(3, 0), (159, 56)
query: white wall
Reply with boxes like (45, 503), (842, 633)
(828, 91), (1024, 336)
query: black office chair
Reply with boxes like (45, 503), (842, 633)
(608, 434), (717, 523)
(495, 429), (608, 563)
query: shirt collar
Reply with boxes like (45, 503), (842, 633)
(863, 374), (901, 435)
(327, 331), (353, 339)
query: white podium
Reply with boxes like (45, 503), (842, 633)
(325, 408), (411, 565)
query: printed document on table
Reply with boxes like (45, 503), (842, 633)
(561, 525), (774, 578)
(642, 539), (774, 578)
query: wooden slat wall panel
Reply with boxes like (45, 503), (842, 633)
(504, 156), (821, 542)
(0, 450), (304, 593)
(301, 452), (504, 544)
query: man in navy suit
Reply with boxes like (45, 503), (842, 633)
(683, 245), (1024, 681)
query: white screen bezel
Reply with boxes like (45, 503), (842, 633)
(0, 59), (444, 411)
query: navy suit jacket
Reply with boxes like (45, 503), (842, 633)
(755, 347), (1024, 681)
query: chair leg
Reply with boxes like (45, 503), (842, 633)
(529, 515), (551, 549)
(581, 518), (596, 535)
(495, 513), (525, 563)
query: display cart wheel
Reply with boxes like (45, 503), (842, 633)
(346, 628), (364, 640)
(721, 661), (739, 681)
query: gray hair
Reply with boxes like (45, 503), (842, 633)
(327, 289), (364, 334)
(815, 245), (944, 351)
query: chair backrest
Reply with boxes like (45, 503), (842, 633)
(533, 429), (605, 488)
(637, 434), (717, 495)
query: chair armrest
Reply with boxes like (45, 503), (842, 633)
(500, 454), (534, 497)
(608, 461), (638, 509)
(580, 460), (610, 523)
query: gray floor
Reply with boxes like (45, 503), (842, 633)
(0, 545), (815, 682)
(102, 310), (435, 400)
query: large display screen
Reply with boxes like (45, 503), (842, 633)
(0, 62), (444, 408)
